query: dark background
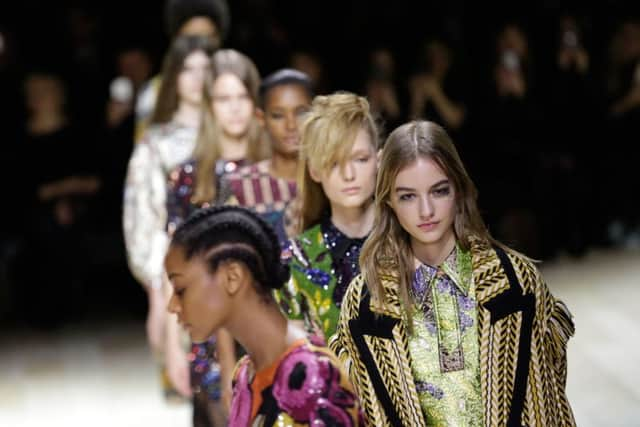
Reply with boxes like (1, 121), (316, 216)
(1, 0), (639, 330)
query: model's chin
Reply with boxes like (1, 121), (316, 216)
(189, 327), (219, 344)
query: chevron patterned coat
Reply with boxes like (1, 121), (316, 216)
(329, 239), (576, 427)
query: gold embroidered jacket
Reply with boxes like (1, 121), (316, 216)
(329, 240), (576, 427)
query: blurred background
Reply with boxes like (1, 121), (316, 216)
(0, 0), (639, 426)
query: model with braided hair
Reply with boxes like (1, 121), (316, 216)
(165, 206), (363, 426)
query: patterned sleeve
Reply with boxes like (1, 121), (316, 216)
(532, 265), (576, 425)
(328, 276), (363, 391)
(166, 162), (196, 234)
(274, 239), (304, 320)
(122, 134), (169, 288)
(272, 345), (363, 426)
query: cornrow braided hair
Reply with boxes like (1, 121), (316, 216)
(171, 206), (290, 293)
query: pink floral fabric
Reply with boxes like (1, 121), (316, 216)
(229, 341), (362, 426)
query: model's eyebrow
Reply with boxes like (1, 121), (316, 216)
(395, 179), (450, 193)
(395, 186), (416, 193)
(430, 179), (450, 189)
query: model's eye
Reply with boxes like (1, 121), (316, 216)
(399, 193), (415, 201)
(433, 186), (451, 197)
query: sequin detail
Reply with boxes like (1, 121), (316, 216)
(190, 336), (222, 401)
(276, 220), (367, 341)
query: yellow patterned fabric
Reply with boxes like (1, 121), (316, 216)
(329, 239), (576, 426)
(409, 246), (483, 426)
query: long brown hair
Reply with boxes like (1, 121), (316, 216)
(359, 120), (493, 317)
(191, 49), (266, 204)
(297, 92), (379, 232)
(150, 35), (216, 125)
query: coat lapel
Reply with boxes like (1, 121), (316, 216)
(473, 241), (536, 426)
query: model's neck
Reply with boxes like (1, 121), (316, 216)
(268, 152), (298, 181)
(411, 228), (456, 267)
(330, 198), (375, 238)
(172, 102), (201, 129)
(219, 133), (249, 161)
(226, 297), (303, 371)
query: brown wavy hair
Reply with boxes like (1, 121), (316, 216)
(359, 120), (495, 319)
(150, 35), (216, 125)
(191, 49), (267, 204)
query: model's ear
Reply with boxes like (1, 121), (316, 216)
(255, 108), (265, 127)
(308, 165), (322, 183)
(219, 261), (247, 296)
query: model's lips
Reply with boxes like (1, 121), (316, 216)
(341, 186), (361, 194)
(417, 221), (439, 231)
(283, 136), (299, 145)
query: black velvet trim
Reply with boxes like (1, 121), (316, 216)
(349, 288), (404, 426)
(490, 245), (536, 427)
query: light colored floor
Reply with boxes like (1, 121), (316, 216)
(0, 248), (639, 427)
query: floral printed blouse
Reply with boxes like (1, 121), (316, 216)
(408, 244), (483, 426)
(229, 339), (362, 426)
(123, 121), (196, 288)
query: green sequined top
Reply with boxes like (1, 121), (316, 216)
(408, 244), (483, 426)
(276, 221), (366, 341)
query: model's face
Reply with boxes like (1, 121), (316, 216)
(312, 128), (377, 211)
(179, 16), (221, 48)
(211, 73), (254, 139)
(25, 76), (64, 114)
(389, 157), (456, 253)
(261, 84), (311, 158)
(165, 246), (230, 343)
(176, 50), (210, 107)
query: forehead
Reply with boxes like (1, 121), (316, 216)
(213, 73), (246, 93)
(394, 157), (447, 186)
(263, 83), (311, 108)
(165, 245), (188, 268)
(351, 127), (374, 152)
(184, 50), (210, 65)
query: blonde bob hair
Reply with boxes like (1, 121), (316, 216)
(297, 92), (379, 231)
(359, 120), (495, 314)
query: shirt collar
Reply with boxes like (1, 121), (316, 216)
(416, 243), (472, 296)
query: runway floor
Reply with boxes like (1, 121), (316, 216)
(1, 247), (639, 426)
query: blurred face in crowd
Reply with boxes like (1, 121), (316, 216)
(497, 24), (528, 59)
(311, 128), (377, 212)
(179, 16), (221, 48)
(211, 73), (254, 139)
(118, 49), (152, 90)
(24, 74), (66, 115)
(390, 156), (457, 262)
(426, 41), (451, 77)
(258, 83), (311, 159)
(176, 50), (211, 107)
